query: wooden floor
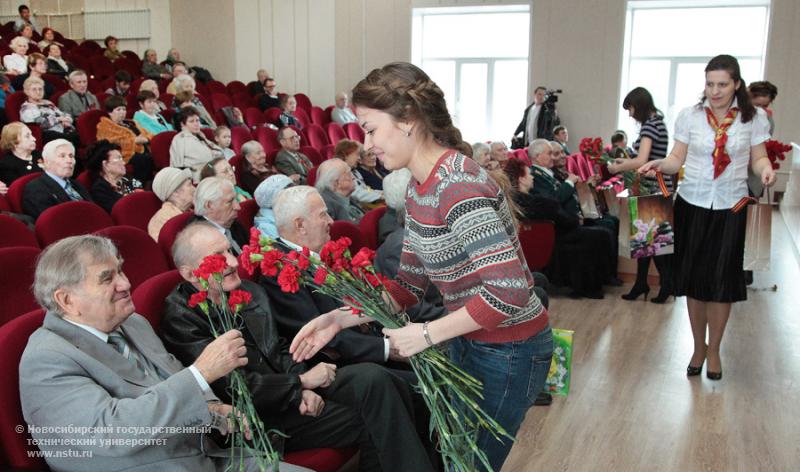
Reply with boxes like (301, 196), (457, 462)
(504, 210), (800, 472)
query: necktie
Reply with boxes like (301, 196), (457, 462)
(225, 228), (242, 255)
(78, 93), (88, 109)
(108, 331), (161, 379)
(64, 181), (83, 201)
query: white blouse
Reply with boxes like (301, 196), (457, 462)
(674, 99), (770, 210)
(3, 53), (28, 74)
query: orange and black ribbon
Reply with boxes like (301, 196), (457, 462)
(731, 196), (758, 214)
(656, 172), (670, 198)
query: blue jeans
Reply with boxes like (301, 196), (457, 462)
(449, 326), (553, 472)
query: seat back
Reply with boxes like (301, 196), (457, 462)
(293, 108), (310, 128)
(325, 122), (346, 145)
(254, 126), (280, 151)
(304, 124), (329, 149)
(210, 93), (232, 112)
(157, 211), (193, 267)
(0, 247), (40, 326)
(300, 146), (324, 166)
(518, 220), (556, 271)
(75, 170), (94, 190)
(0, 308), (47, 468)
(320, 144), (336, 160)
(94, 225), (170, 291)
(230, 126), (253, 154)
(150, 131), (178, 170)
(306, 165), (319, 187)
(329, 220), (365, 253)
(130, 270), (183, 331)
(264, 107), (282, 126)
(35, 201), (114, 247)
(206, 80), (227, 95)
(236, 199), (258, 232)
(310, 106), (329, 126)
(111, 191), (163, 231)
(6, 172), (42, 213)
(244, 107), (266, 128)
(77, 109), (107, 147)
(226, 80), (247, 96)
(4, 91), (27, 122)
(294, 93), (312, 114)
(343, 122), (365, 143)
(0, 214), (38, 249)
(358, 206), (387, 250)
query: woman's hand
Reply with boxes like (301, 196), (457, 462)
(761, 165), (777, 187)
(383, 323), (429, 357)
(638, 159), (663, 176)
(135, 136), (149, 145)
(607, 158), (625, 174)
(0, 180), (7, 195)
(298, 362), (337, 389)
(290, 309), (349, 362)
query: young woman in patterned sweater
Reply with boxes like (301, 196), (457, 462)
(290, 62), (553, 471)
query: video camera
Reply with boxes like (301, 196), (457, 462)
(544, 89), (562, 106)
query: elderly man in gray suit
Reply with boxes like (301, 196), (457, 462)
(315, 158), (364, 224)
(274, 127), (314, 185)
(57, 70), (100, 120)
(19, 235), (309, 472)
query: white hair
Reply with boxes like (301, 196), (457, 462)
(42, 138), (74, 161)
(68, 69), (88, 83)
(240, 140), (262, 159)
(173, 74), (196, 92)
(34, 235), (119, 315)
(273, 185), (319, 232)
(194, 176), (233, 217)
(172, 221), (217, 269)
(10, 36), (28, 48)
(549, 141), (561, 149)
(382, 169), (411, 211)
(315, 158), (347, 192)
(472, 142), (490, 156)
(528, 139), (552, 160)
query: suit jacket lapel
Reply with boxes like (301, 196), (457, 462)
(42, 174), (71, 204)
(119, 322), (177, 381)
(43, 313), (156, 387)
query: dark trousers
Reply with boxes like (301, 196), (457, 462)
(554, 226), (608, 292)
(282, 363), (435, 472)
(585, 214), (619, 280)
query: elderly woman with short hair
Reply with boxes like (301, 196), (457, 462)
(171, 74), (215, 128)
(103, 35), (123, 62)
(199, 156), (251, 202)
(133, 90), (173, 134)
(44, 43), (72, 77)
(334, 138), (381, 204)
(86, 139), (143, 212)
(4, 36), (29, 75)
(169, 107), (223, 180)
(0, 122), (41, 185)
(12, 53), (53, 98)
(96, 95), (154, 182)
(148, 167), (195, 241)
(239, 140), (274, 195)
(137, 79), (167, 111)
(20, 76), (79, 147)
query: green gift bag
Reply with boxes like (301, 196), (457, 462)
(545, 328), (574, 396)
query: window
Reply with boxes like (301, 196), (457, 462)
(412, 5), (530, 143)
(618, 1), (770, 143)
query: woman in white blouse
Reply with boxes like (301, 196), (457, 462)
(640, 55), (775, 381)
(3, 36), (29, 75)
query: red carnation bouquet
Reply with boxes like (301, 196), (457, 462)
(579, 136), (612, 164)
(189, 254), (283, 471)
(241, 230), (511, 472)
(765, 139), (792, 170)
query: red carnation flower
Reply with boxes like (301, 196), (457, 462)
(277, 264), (301, 293)
(193, 254), (227, 280)
(260, 250), (285, 277)
(239, 245), (257, 275)
(313, 266), (329, 285)
(188, 291), (208, 308)
(248, 227), (262, 247)
(227, 290), (252, 311)
(350, 247), (375, 270)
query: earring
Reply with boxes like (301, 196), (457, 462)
(405, 129), (411, 137)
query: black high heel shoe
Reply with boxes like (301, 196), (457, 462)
(621, 285), (650, 301)
(686, 362), (704, 376)
(706, 370), (722, 381)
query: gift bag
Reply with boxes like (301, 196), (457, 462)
(575, 182), (600, 219)
(545, 328), (574, 396)
(600, 188), (620, 217)
(618, 194), (675, 258)
(742, 199), (772, 271)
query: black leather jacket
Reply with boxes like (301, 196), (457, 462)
(160, 279), (307, 445)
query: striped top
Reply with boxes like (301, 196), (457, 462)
(386, 151), (548, 343)
(635, 115), (672, 191)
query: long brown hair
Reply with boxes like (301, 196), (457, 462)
(351, 62), (471, 156)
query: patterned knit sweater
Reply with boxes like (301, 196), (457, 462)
(387, 151), (548, 343)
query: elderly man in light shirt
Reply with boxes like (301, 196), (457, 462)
(331, 92), (357, 125)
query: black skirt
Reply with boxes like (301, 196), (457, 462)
(673, 195), (747, 302)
